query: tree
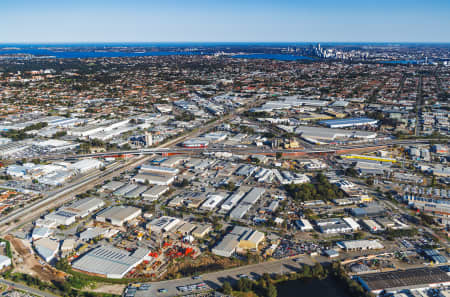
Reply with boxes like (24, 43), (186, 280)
(266, 283), (277, 297)
(222, 281), (232, 295)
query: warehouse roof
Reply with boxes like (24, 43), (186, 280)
(72, 245), (148, 278)
(357, 267), (450, 292)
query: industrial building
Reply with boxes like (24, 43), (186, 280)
(212, 226), (265, 257)
(142, 185), (170, 202)
(34, 238), (59, 262)
(0, 255), (11, 269)
(319, 117), (378, 128)
(69, 158), (104, 173)
(356, 267), (450, 295)
(317, 218), (353, 234)
(295, 219), (314, 231)
(72, 245), (150, 279)
(337, 240), (384, 251)
(182, 138), (209, 148)
(201, 192), (227, 211)
(133, 172), (175, 185)
(221, 190), (246, 211)
(295, 126), (377, 142)
(148, 216), (180, 233)
(140, 164), (179, 175)
(96, 206), (142, 226)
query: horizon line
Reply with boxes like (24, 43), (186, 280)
(1, 41), (450, 45)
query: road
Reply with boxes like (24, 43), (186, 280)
(0, 278), (59, 297)
(0, 155), (152, 235)
(40, 138), (443, 160)
(135, 255), (315, 297)
(0, 112), (234, 236)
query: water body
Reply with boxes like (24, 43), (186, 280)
(0, 48), (205, 59)
(381, 60), (420, 64)
(232, 53), (314, 61)
(276, 277), (349, 297)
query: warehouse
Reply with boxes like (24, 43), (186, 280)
(70, 158), (104, 173)
(101, 181), (125, 192)
(124, 185), (148, 199)
(337, 240), (384, 251)
(113, 183), (138, 197)
(0, 142), (29, 157)
(295, 219), (314, 231)
(0, 255), (11, 270)
(133, 172), (175, 185)
(192, 225), (212, 238)
(140, 164), (179, 175)
(212, 226), (265, 257)
(356, 267), (450, 294)
(34, 238), (59, 262)
(295, 126), (377, 141)
(96, 206), (142, 226)
(241, 187), (265, 205)
(317, 218), (353, 234)
(229, 203), (252, 220)
(148, 216), (180, 233)
(201, 192), (227, 211)
(221, 190), (246, 211)
(72, 246), (149, 279)
(319, 117), (378, 128)
(182, 138), (209, 148)
(61, 197), (105, 218)
(45, 210), (77, 226)
(142, 185), (169, 202)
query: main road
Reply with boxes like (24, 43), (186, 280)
(0, 112), (236, 236)
(41, 138), (444, 161)
(135, 255), (315, 297)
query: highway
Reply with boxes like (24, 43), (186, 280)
(40, 138), (444, 160)
(0, 112), (233, 236)
(0, 155), (152, 235)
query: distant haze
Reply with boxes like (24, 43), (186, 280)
(1, 0), (449, 43)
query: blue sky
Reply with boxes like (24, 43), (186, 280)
(1, 0), (449, 43)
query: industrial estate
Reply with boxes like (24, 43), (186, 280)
(0, 43), (448, 297)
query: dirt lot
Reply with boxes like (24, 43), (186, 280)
(6, 235), (66, 283)
(86, 283), (126, 295)
(165, 253), (242, 279)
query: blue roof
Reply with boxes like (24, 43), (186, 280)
(319, 117), (377, 126)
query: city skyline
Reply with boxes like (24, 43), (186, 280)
(1, 0), (449, 43)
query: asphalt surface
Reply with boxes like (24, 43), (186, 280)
(135, 255), (314, 297)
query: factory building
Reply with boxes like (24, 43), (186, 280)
(70, 158), (104, 173)
(96, 206), (142, 226)
(295, 219), (314, 231)
(221, 190), (246, 211)
(201, 192), (227, 211)
(337, 240), (384, 251)
(182, 138), (209, 148)
(133, 172), (175, 185)
(212, 226), (265, 257)
(295, 126), (377, 141)
(147, 216), (180, 233)
(0, 255), (11, 270)
(319, 117), (378, 128)
(142, 185), (170, 202)
(34, 238), (59, 262)
(72, 245), (149, 279)
(356, 267), (450, 295)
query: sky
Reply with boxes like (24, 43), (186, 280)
(1, 0), (449, 43)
